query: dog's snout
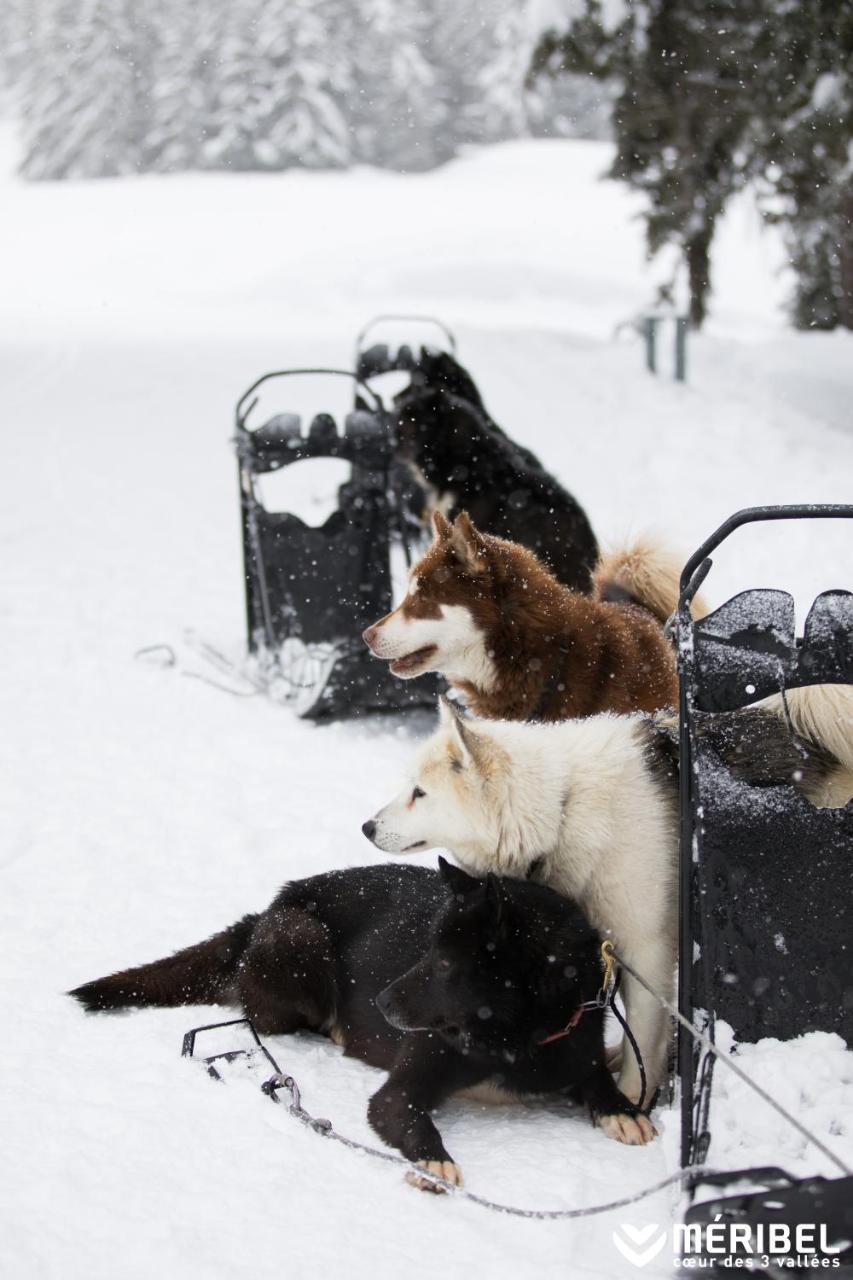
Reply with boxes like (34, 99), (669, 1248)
(362, 624), (378, 649)
(375, 986), (392, 1016)
(362, 819), (377, 843)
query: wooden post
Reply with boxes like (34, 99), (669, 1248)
(643, 316), (657, 374)
(674, 316), (688, 382)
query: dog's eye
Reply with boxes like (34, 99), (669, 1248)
(411, 786), (425, 801)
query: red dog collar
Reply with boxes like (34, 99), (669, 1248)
(537, 1004), (587, 1047)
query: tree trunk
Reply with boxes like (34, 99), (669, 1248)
(686, 228), (712, 329)
(838, 181), (853, 332)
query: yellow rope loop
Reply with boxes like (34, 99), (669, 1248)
(599, 939), (616, 1002)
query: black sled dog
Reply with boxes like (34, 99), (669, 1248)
(393, 350), (599, 594)
(70, 859), (653, 1192)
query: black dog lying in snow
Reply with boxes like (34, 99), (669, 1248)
(392, 350), (599, 595)
(71, 859), (653, 1192)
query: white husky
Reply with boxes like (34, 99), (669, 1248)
(364, 689), (853, 1110)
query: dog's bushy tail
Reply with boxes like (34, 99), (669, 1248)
(758, 685), (853, 806)
(69, 915), (258, 1013)
(592, 535), (709, 623)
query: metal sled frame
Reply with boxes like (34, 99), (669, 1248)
(676, 504), (845, 1172)
(354, 313), (457, 382)
(182, 1017), (278, 1082)
(182, 1017), (331, 1126)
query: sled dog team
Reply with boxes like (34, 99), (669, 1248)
(73, 512), (853, 1193)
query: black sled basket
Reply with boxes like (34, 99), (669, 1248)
(675, 505), (853, 1270)
(234, 369), (436, 720)
(354, 313), (457, 382)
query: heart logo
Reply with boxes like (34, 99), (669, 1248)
(612, 1222), (668, 1268)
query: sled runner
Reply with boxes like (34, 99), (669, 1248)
(675, 505), (853, 1270)
(234, 368), (436, 718)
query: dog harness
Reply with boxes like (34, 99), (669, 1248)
(536, 940), (617, 1047)
(536, 1004), (589, 1046)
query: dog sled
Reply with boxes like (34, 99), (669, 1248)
(234, 367), (436, 719)
(675, 504), (853, 1271)
(233, 318), (474, 720)
(354, 312), (458, 384)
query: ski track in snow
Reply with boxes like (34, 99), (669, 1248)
(1, 128), (852, 1279)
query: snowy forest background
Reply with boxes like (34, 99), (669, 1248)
(0, 0), (851, 329)
(0, 0), (614, 177)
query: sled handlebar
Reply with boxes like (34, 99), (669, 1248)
(355, 314), (457, 362)
(679, 503), (853, 610)
(235, 369), (383, 430)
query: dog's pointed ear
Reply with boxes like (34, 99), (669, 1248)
(438, 696), (484, 769)
(431, 510), (451, 540)
(448, 512), (487, 574)
(438, 693), (462, 730)
(438, 855), (478, 898)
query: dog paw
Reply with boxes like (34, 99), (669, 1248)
(405, 1160), (464, 1193)
(598, 1112), (658, 1145)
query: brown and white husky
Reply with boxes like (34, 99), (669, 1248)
(363, 511), (703, 722)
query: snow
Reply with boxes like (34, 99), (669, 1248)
(528, 0), (629, 39)
(1, 121), (852, 1278)
(708, 1026), (853, 1181)
(811, 71), (845, 112)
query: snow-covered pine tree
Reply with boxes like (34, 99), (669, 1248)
(0, 0), (25, 109)
(13, 0), (533, 180)
(615, 0), (753, 330)
(424, 0), (494, 153)
(20, 0), (151, 180)
(751, 2), (853, 330)
(146, 0), (229, 173)
(245, 0), (351, 171)
(199, 0), (267, 171)
(467, 0), (532, 145)
(19, 0), (85, 179)
(531, 0), (853, 330)
(348, 0), (444, 171)
(531, 0), (756, 327)
(351, 0), (530, 166)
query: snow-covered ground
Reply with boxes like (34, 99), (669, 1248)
(2, 123), (851, 1279)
